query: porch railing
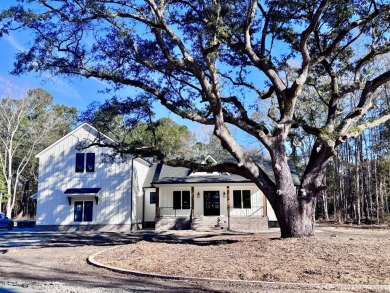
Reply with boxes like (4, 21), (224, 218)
(158, 205), (264, 217)
(230, 205), (264, 217)
(159, 206), (191, 218)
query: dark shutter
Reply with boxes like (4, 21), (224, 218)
(74, 201), (83, 221)
(75, 153), (84, 172)
(182, 191), (190, 209)
(86, 153), (95, 172)
(233, 190), (242, 208)
(173, 191), (181, 209)
(150, 192), (157, 204)
(242, 190), (251, 208)
(83, 201), (93, 221)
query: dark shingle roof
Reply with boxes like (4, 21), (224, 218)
(143, 155), (301, 187)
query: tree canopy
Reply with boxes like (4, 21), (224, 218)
(1, 0), (390, 237)
(80, 99), (195, 158)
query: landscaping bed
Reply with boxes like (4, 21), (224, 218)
(96, 227), (390, 285)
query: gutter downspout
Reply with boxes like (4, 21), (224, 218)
(227, 186), (230, 230)
(142, 187), (145, 229)
(130, 157), (135, 231)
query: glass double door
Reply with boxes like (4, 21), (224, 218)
(204, 191), (220, 216)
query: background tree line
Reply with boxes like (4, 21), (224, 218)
(292, 82), (390, 225)
(0, 81), (78, 218)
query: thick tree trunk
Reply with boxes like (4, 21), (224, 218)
(267, 137), (336, 238)
(273, 192), (316, 238)
(267, 142), (316, 237)
(268, 148), (320, 238)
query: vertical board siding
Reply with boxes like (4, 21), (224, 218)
(35, 125), (146, 227)
(157, 183), (276, 220)
(144, 189), (157, 222)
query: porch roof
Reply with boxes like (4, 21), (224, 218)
(143, 155), (301, 187)
(64, 188), (101, 194)
(154, 173), (251, 185)
(64, 188), (101, 205)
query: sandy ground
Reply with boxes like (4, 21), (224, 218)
(1, 227), (390, 292)
(96, 227), (390, 285)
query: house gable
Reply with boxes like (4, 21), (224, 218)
(35, 123), (150, 230)
(35, 123), (116, 158)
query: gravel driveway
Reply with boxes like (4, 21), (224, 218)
(0, 228), (387, 293)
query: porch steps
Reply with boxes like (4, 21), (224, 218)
(191, 216), (228, 231)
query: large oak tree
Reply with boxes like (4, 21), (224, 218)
(1, 0), (390, 237)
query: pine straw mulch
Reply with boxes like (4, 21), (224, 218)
(95, 227), (390, 285)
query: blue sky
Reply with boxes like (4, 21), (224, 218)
(0, 1), (193, 123)
(1, 33), (106, 108)
(0, 23), (198, 132)
(0, 0), (105, 108)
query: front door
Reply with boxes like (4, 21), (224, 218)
(204, 191), (220, 216)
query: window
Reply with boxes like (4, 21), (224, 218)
(233, 190), (251, 209)
(75, 153), (84, 173)
(242, 190), (251, 208)
(83, 201), (93, 221)
(150, 192), (157, 204)
(173, 191), (191, 209)
(86, 153), (95, 172)
(173, 191), (181, 209)
(75, 153), (95, 173)
(233, 190), (242, 208)
(182, 191), (190, 209)
(74, 201), (93, 222)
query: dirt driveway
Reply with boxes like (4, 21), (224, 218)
(0, 228), (389, 293)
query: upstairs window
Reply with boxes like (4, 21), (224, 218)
(86, 153), (95, 172)
(75, 153), (95, 173)
(75, 153), (85, 173)
(173, 191), (191, 209)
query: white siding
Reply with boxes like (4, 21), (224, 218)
(132, 159), (150, 225)
(144, 188), (157, 222)
(35, 125), (138, 226)
(156, 183), (269, 218)
(229, 187), (264, 217)
(267, 200), (277, 221)
(158, 186), (193, 217)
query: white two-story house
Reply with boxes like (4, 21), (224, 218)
(34, 123), (150, 231)
(35, 123), (297, 232)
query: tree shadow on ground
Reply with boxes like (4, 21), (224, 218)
(0, 230), (263, 248)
